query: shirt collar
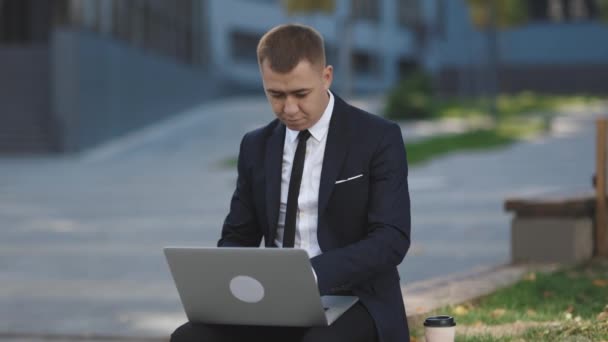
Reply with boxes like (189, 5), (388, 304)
(286, 90), (334, 143)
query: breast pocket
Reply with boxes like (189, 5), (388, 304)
(332, 172), (368, 211)
(335, 173), (364, 185)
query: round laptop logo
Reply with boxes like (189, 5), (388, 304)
(229, 275), (265, 303)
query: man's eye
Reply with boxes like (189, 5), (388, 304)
(270, 93), (284, 99)
(295, 93), (308, 98)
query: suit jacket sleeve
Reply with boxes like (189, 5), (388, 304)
(218, 133), (263, 247)
(310, 124), (411, 294)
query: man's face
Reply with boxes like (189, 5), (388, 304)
(260, 59), (333, 131)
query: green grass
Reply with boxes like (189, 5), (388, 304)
(522, 321), (608, 341)
(406, 116), (546, 166)
(408, 92), (604, 121)
(409, 259), (608, 341)
(449, 259), (608, 325)
(406, 129), (514, 166)
(220, 156), (238, 168)
(455, 335), (512, 342)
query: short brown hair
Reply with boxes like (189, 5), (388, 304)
(257, 24), (326, 73)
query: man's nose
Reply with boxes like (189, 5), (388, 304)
(283, 96), (299, 115)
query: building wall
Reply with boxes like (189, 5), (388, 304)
(434, 0), (608, 94)
(204, 0), (417, 93)
(51, 29), (219, 152)
(0, 45), (56, 152)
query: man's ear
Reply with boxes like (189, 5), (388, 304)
(323, 65), (333, 90)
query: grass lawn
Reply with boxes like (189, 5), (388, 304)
(404, 93), (604, 166)
(406, 129), (514, 166)
(405, 115), (547, 166)
(408, 258), (608, 341)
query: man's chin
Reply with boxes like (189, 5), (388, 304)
(284, 121), (307, 131)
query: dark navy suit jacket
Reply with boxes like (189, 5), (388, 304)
(218, 95), (411, 342)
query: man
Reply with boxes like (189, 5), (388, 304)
(172, 24), (411, 342)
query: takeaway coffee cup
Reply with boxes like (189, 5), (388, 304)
(424, 315), (456, 342)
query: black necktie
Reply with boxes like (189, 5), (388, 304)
(283, 130), (311, 248)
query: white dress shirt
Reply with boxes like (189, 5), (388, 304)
(274, 91), (335, 258)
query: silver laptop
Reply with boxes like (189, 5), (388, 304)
(164, 247), (359, 327)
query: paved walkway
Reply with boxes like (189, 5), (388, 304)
(0, 96), (604, 338)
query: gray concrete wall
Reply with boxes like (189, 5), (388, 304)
(0, 45), (50, 123)
(0, 45), (57, 152)
(51, 28), (219, 152)
(511, 217), (593, 264)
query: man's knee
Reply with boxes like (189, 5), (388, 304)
(171, 322), (218, 342)
(301, 327), (353, 342)
(170, 322), (192, 342)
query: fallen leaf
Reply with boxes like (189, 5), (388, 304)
(543, 291), (554, 298)
(566, 305), (575, 313)
(491, 308), (507, 318)
(598, 311), (608, 321)
(415, 306), (425, 313)
(473, 320), (483, 326)
(410, 336), (419, 342)
(452, 305), (469, 315)
(526, 309), (537, 316)
(523, 272), (536, 281)
(593, 279), (608, 287)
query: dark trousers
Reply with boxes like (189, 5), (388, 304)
(170, 302), (378, 342)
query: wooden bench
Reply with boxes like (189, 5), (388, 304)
(504, 118), (608, 263)
(504, 193), (595, 263)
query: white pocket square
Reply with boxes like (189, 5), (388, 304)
(335, 174), (363, 184)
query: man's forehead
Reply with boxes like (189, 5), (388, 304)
(262, 66), (319, 92)
(262, 59), (322, 77)
(262, 76), (313, 94)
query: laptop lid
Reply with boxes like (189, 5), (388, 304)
(164, 247), (355, 327)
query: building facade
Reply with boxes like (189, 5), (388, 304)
(1, 0), (606, 153)
(0, 0), (214, 153)
(203, 0), (426, 93)
(433, 0), (608, 95)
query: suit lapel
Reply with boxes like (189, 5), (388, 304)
(265, 122), (285, 244)
(318, 96), (351, 216)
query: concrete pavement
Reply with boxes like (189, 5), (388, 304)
(0, 95), (604, 338)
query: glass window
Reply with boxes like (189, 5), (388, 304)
(528, 0), (600, 22)
(352, 0), (380, 22)
(352, 50), (380, 77)
(397, 0), (421, 27)
(231, 30), (261, 64)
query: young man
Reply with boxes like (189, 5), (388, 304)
(171, 24), (411, 342)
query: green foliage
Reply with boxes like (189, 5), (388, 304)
(385, 88), (603, 123)
(282, 0), (335, 15)
(384, 71), (434, 120)
(599, 0), (608, 22)
(467, 0), (529, 29)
